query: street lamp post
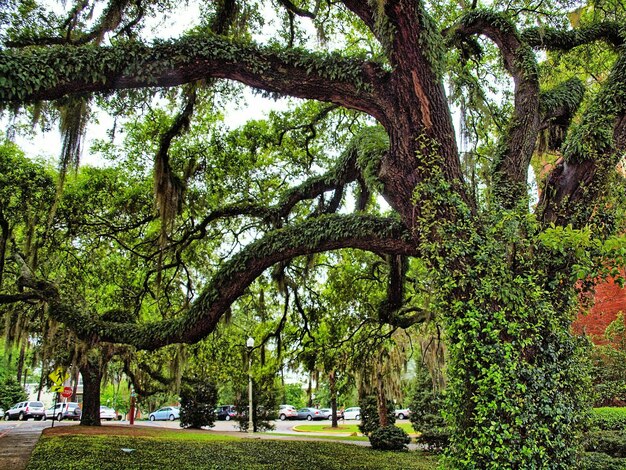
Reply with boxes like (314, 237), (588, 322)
(246, 336), (254, 434)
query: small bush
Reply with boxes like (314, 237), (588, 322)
(369, 425), (411, 451)
(409, 367), (449, 452)
(580, 452), (626, 470)
(358, 395), (395, 436)
(179, 379), (217, 429)
(584, 430), (626, 458)
(591, 408), (626, 431)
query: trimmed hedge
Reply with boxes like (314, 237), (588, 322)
(584, 430), (626, 458)
(592, 408), (626, 431)
(580, 452), (626, 470)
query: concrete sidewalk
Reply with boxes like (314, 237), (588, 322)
(0, 422), (44, 470)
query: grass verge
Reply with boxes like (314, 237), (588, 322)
(27, 426), (439, 469)
(293, 423), (416, 435)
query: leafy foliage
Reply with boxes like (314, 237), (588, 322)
(590, 314), (626, 407)
(0, 376), (27, 410)
(409, 367), (448, 452)
(591, 407), (626, 432)
(179, 378), (218, 429)
(358, 395), (395, 436)
(368, 425), (411, 451)
(583, 429), (626, 458)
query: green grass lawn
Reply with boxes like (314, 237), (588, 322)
(293, 423), (416, 435)
(27, 433), (439, 469)
(264, 432), (369, 441)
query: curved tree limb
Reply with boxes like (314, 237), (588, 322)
(539, 52), (626, 225)
(447, 10), (540, 207)
(537, 78), (586, 153)
(0, 35), (388, 122)
(522, 21), (623, 51)
(23, 214), (416, 350)
(6, 0), (142, 47)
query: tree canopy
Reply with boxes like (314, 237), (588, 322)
(1, 0), (626, 466)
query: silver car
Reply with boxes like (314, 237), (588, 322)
(149, 406), (180, 421)
(3, 401), (45, 421)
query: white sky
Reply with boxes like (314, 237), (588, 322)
(6, 1), (306, 167)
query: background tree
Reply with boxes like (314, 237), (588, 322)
(0, 376), (27, 411)
(2, 1), (626, 466)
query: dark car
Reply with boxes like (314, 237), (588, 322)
(3, 401), (45, 421)
(296, 407), (325, 421)
(215, 405), (237, 421)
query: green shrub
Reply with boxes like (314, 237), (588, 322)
(584, 430), (626, 458)
(369, 425), (411, 451)
(579, 452), (626, 470)
(358, 395), (395, 436)
(409, 367), (449, 452)
(179, 378), (217, 429)
(0, 376), (27, 410)
(591, 408), (626, 431)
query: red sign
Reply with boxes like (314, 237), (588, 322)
(61, 386), (72, 398)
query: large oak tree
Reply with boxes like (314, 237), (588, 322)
(2, 0), (626, 466)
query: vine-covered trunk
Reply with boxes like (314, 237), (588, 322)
(79, 359), (103, 426)
(441, 266), (588, 468)
(376, 369), (389, 428)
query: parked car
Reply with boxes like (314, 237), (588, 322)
(343, 407), (361, 420)
(296, 407), (325, 421)
(149, 406), (180, 421)
(215, 405), (237, 421)
(3, 401), (45, 421)
(395, 408), (411, 419)
(319, 408), (332, 419)
(319, 408), (344, 420)
(100, 406), (121, 420)
(278, 404), (298, 421)
(43, 402), (82, 421)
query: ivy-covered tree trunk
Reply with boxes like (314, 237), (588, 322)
(376, 369), (389, 428)
(79, 355), (103, 426)
(432, 213), (590, 468)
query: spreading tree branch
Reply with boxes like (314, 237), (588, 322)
(447, 10), (540, 207)
(19, 214), (415, 350)
(0, 35), (388, 121)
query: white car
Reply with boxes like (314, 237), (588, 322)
(395, 408), (411, 419)
(4, 401), (45, 421)
(343, 407), (361, 420)
(100, 406), (119, 420)
(278, 404), (298, 420)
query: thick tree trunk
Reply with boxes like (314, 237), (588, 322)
(442, 261), (586, 468)
(376, 369), (389, 428)
(15, 341), (26, 384)
(79, 359), (103, 426)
